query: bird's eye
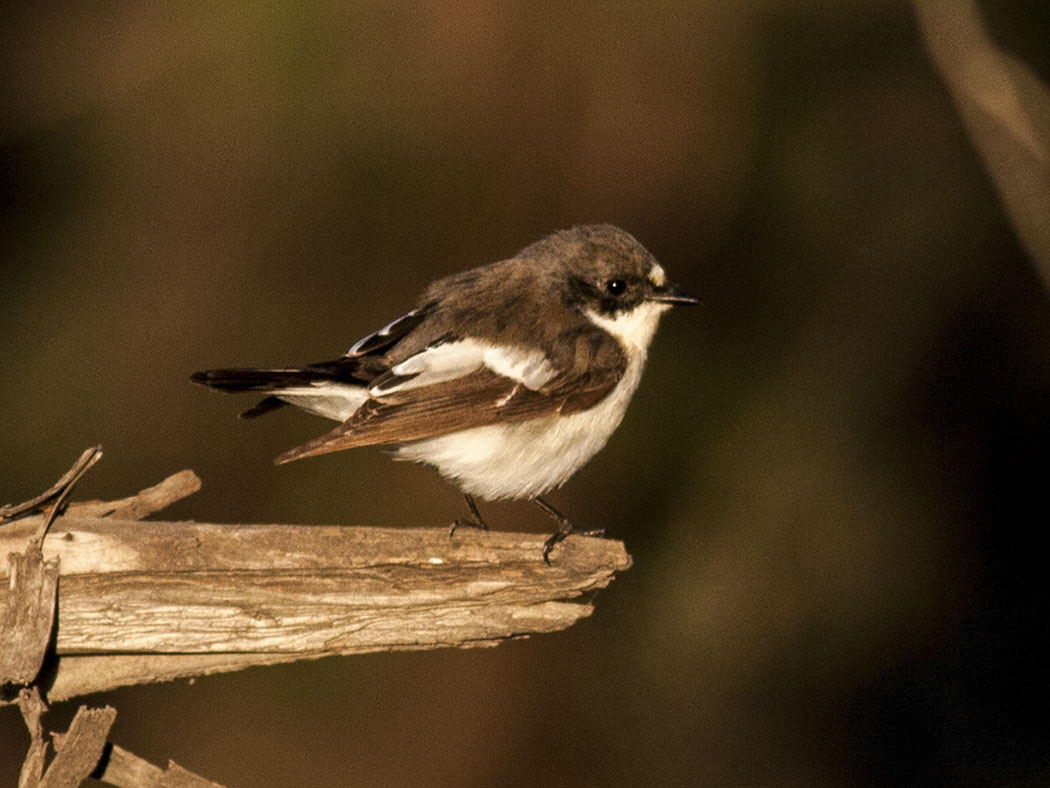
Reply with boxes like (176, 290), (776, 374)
(605, 278), (627, 296)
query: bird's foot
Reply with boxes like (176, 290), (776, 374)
(449, 517), (488, 538)
(449, 494), (490, 538)
(540, 526), (606, 564)
(533, 497), (606, 565)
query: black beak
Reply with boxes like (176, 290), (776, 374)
(650, 285), (700, 305)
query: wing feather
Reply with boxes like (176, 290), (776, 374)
(275, 328), (626, 464)
(345, 307), (431, 357)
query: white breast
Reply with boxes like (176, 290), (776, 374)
(393, 352), (648, 500)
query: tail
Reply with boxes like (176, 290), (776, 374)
(190, 367), (344, 392)
(191, 362), (369, 421)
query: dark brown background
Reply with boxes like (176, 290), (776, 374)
(2, 3), (1048, 786)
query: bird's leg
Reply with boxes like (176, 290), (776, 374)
(449, 493), (490, 537)
(533, 497), (606, 564)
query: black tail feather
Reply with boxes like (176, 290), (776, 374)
(192, 361), (372, 420)
(191, 357), (371, 390)
(190, 367), (333, 392)
(239, 395), (287, 419)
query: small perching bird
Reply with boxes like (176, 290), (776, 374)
(192, 225), (697, 561)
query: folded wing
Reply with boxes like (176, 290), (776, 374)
(275, 328), (626, 463)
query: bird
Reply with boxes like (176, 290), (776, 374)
(191, 224), (698, 562)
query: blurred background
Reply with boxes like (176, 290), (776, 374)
(2, 2), (1048, 786)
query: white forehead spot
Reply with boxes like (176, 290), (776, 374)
(649, 263), (666, 288)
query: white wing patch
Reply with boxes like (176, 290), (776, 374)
(373, 340), (486, 394)
(369, 339), (555, 397)
(481, 346), (555, 389)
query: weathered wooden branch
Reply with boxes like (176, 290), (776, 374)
(15, 686), (224, 788)
(2, 547), (58, 687)
(2, 462), (631, 703)
(15, 688), (48, 788)
(36, 704), (116, 787)
(0, 447), (104, 524)
(2, 451), (629, 786)
(55, 736), (228, 788)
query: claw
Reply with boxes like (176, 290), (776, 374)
(449, 494), (489, 539)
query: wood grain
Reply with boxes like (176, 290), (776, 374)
(1, 511), (631, 701)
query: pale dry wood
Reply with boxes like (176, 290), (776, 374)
(157, 762), (229, 788)
(0, 447), (104, 523)
(17, 688), (49, 788)
(2, 459), (623, 788)
(63, 469), (202, 521)
(93, 745), (166, 788)
(29, 705), (231, 788)
(40, 705), (116, 788)
(158, 762), (228, 788)
(2, 464), (631, 702)
(49, 741), (229, 788)
(1, 511), (631, 701)
(44, 653), (334, 702)
(3, 447), (107, 689)
(1, 547), (59, 685)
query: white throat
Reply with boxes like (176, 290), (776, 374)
(584, 300), (670, 354)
